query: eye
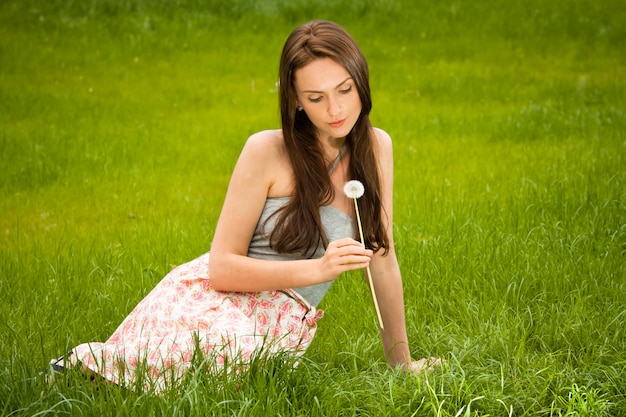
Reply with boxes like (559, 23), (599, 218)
(308, 96), (323, 103)
(339, 85), (353, 95)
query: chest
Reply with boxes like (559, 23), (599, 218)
(267, 149), (355, 220)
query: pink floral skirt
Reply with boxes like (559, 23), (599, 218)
(67, 253), (323, 392)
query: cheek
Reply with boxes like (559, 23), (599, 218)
(306, 108), (324, 123)
(350, 99), (363, 117)
(348, 94), (362, 112)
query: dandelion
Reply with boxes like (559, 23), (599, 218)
(343, 180), (365, 199)
(343, 180), (384, 330)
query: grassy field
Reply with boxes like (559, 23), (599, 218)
(1, 0), (625, 415)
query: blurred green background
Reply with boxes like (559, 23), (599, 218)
(1, 1), (625, 415)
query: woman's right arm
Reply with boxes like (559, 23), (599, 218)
(208, 131), (371, 292)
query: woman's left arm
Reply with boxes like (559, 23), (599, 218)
(369, 128), (414, 369)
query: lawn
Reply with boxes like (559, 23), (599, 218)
(1, 0), (625, 415)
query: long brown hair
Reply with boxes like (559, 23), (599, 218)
(270, 20), (389, 257)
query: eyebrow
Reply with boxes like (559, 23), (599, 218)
(300, 77), (353, 94)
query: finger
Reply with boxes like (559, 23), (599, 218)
(339, 252), (372, 266)
(408, 357), (444, 374)
(334, 241), (373, 257)
(340, 255), (371, 267)
(330, 237), (363, 249)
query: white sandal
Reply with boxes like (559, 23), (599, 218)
(49, 350), (73, 373)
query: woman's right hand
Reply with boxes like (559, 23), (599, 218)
(318, 237), (373, 282)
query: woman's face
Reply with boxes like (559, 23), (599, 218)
(294, 57), (363, 142)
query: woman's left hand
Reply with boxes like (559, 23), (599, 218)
(401, 357), (445, 374)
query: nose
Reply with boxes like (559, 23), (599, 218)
(328, 95), (341, 116)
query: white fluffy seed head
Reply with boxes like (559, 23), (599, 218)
(343, 180), (365, 199)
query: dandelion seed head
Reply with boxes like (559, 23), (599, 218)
(343, 180), (365, 199)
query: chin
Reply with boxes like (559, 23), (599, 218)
(341, 124), (358, 137)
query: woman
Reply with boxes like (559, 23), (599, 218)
(51, 20), (441, 392)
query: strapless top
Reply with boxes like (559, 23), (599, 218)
(247, 197), (355, 306)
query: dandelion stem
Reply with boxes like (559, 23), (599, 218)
(352, 197), (385, 330)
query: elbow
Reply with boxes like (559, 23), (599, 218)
(208, 255), (229, 291)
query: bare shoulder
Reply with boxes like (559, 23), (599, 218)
(239, 129), (292, 196)
(373, 127), (392, 145)
(243, 129), (285, 156)
(372, 127), (393, 160)
(238, 129), (287, 171)
(229, 130), (282, 186)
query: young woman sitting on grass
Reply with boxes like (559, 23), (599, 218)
(51, 19), (443, 392)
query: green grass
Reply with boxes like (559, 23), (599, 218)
(1, 0), (625, 415)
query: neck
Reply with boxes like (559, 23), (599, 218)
(319, 135), (346, 161)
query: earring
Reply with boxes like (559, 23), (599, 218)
(297, 105), (303, 111)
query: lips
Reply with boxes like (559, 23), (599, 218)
(329, 119), (345, 128)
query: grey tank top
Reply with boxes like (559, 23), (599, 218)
(247, 197), (355, 307)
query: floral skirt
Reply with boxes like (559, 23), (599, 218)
(67, 252), (323, 392)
